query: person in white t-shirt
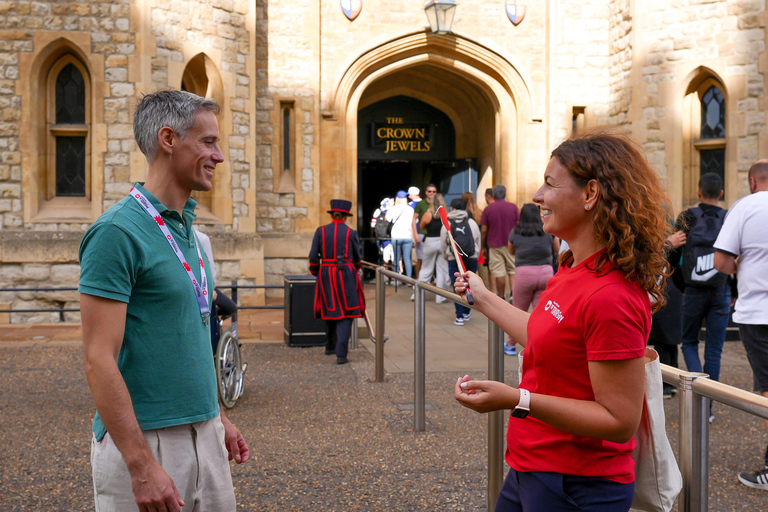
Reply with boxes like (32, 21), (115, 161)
(714, 159), (768, 491)
(386, 191), (416, 278)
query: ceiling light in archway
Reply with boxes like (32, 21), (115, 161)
(424, 0), (457, 34)
(341, 0), (362, 21)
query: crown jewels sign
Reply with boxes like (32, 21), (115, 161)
(341, 0), (362, 21)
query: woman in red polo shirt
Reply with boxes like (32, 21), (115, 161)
(453, 130), (670, 512)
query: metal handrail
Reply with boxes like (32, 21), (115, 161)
(0, 282), (284, 314)
(362, 260), (505, 511)
(0, 287), (78, 292)
(362, 259), (768, 512)
(660, 365), (768, 512)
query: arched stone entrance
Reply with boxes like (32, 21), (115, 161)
(316, 30), (539, 229)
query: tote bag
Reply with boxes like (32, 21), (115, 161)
(631, 347), (683, 512)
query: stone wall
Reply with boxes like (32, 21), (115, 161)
(550, 0), (613, 145)
(0, 0), (266, 323)
(0, 22), (23, 231)
(0, 232), (81, 323)
(149, 0), (254, 230)
(253, 0), (311, 235)
(637, 0), (766, 198)
(3, 0), (768, 317)
(609, 0), (633, 127)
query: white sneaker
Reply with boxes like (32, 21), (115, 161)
(436, 297), (447, 304)
(453, 318), (464, 326)
(410, 293), (414, 301)
(462, 312), (471, 322)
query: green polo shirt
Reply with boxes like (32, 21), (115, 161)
(414, 199), (429, 235)
(79, 183), (218, 441)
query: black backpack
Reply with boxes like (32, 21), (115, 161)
(374, 211), (392, 239)
(449, 218), (475, 259)
(681, 206), (727, 288)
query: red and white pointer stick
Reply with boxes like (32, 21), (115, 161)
(437, 205), (475, 305)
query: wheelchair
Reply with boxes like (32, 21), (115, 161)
(210, 292), (247, 409)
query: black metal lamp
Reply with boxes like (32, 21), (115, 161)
(424, 0), (457, 35)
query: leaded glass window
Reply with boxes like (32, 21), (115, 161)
(55, 137), (86, 196)
(56, 63), (85, 124)
(700, 148), (725, 185)
(283, 106), (291, 171)
(53, 62), (86, 197)
(700, 86), (725, 139)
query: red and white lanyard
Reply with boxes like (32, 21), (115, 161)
(129, 187), (211, 325)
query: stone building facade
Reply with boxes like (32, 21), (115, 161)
(0, 0), (765, 323)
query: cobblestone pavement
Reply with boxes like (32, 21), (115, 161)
(1, 337), (767, 510)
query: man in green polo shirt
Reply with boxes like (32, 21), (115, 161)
(79, 90), (249, 512)
(411, 184), (437, 279)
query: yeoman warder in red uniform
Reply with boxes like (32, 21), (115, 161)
(308, 199), (366, 364)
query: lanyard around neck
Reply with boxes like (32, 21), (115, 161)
(129, 187), (211, 325)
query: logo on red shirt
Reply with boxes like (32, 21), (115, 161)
(544, 300), (565, 323)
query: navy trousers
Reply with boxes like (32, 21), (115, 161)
(680, 284), (731, 382)
(326, 318), (353, 357)
(495, 468), (635, 512)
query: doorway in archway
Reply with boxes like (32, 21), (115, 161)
(357, 159), (477, 269)
(357, 95), (478, 268)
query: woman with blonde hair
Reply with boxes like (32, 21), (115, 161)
(454, 129), (670, 511)
(461, 191), (483, 225)
(416, 192), (450, 303)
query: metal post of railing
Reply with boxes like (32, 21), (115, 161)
(678, 371), (709, 512)
(697, 393), (710, 512)
(414, 283), (426, 432)
(487, 320), (505, 511)
(230, 280), (238, 305)
(375, 268), (386, 383)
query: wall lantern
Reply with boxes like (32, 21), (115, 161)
(424, 0), (457, 35)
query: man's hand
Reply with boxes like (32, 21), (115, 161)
(130, 459), (185, 512)
(220, 412), (250, 464)
(666, 230), (686, 249)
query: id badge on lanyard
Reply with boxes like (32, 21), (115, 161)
(129, 187), (211, 325)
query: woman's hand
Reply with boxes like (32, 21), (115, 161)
(454, 375), (518, 413)
(453, 270), (487, 304)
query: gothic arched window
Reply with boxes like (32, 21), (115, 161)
(683, 73), (728, 206)
(54, 63), (87, 196)
(47, 56), (90, 199)
(180, 53), (230, 223)
(698, 85), (726, 193)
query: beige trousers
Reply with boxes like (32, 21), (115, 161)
(488, 245), (516, 278)
(91, 415), (236, 512)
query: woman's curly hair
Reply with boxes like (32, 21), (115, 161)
(551, 129), (672, 310)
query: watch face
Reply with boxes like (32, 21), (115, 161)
(511, 408), (529, 419)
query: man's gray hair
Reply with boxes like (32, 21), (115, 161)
(133, 90), (220, 162)
(492, 184), (506, 200)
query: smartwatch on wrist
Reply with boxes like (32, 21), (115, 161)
(511, 388), (530, 419)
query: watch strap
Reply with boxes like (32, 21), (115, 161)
(512, 388), (531, 418)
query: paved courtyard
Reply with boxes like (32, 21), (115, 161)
(1, 283), (767, 511)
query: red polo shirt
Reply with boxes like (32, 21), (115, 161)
(508, 250), (650, 483)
